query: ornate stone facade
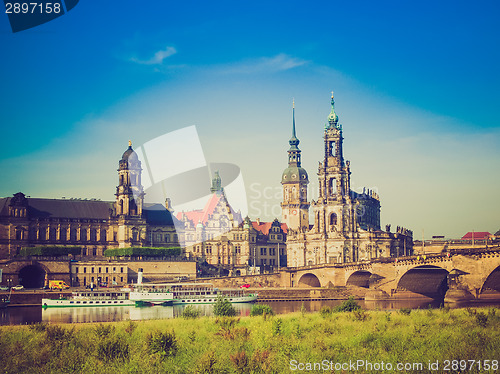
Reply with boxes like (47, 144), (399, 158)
(0, 142), (179, 260)
(284, 95), (413, 267)
(176, 173), (287, 275)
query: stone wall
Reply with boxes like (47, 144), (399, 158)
(128, 260), (196, 283)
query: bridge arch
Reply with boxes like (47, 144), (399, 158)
(346, 270), (371, 288)
(297, 273), (321, 288)
(18, 263), (48, 288)
(397, 265), (449, 299)
(480, 265), (500, 294)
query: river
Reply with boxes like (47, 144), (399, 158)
(2, 298), (500, 326)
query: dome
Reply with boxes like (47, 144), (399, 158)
(281, 166), (309, 184)
(122, 141), (138, 162)
(328, 110), (338, 124)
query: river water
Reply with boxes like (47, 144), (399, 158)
(2, 298), (500, 326)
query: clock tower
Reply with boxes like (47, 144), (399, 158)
(281, 100), (310, 233)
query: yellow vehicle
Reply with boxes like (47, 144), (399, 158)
(49, 280), (70, 290)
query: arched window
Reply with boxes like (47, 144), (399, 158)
(330, 141), (336, 156)
(39, 228), (47, 241)
(132, 228), (138, 241)
(329, 178), (337, 196)
(60, 228), (68, 241)
(90, 229), (97, 242)
(329, 213), (337, 226)
(81, 228), (87, 242)
(70, 228), (77, 242)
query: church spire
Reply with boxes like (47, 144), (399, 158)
(210, 170), (224, 195)
(289, 98), (299, 150)
(287, 99), (301, 167)
(327, 91), (339, 128)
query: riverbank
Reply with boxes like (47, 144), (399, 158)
(1, 307), (499, 373)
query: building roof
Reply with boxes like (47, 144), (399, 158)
(461, 232), (491, 240)
(252, 221), (288, 235)
(176, 192), (242, 226)
(143, 203), (178, 226)
(0, 195), (178, 226)
(0, 197), (114, 220)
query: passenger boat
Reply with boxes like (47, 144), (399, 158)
(42, 290), (134, 308)
(129, 284), (174, 307)
(170, 283), (258, 305)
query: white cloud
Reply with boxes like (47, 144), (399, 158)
(220, 53), (308, 74)
(130, 46), (177, 65)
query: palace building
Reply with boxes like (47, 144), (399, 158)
(283, 95), (413, 267)
(177, 172), (287, 275)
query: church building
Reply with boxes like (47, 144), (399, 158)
(0, 141), (179, 260)
(283, 95), (413, 267)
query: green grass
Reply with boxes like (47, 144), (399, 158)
(0, 308), (499, 373)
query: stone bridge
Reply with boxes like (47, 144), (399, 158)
(284, 246), (500, 299)
(0, 257), (72, 288)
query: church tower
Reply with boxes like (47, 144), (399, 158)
(116, 141), (144, 217)
(281, 100), (310, 232)
(313, 93), (355, 236)
(115, 141), (146, 248)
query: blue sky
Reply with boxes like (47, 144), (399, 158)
(1, 0), (499, 238)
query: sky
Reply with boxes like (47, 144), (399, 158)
(0, 0), (499, 239)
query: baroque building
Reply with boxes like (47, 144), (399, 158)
(176, 172), (287, 275)
(0, 142), (179, 260)
(283, 95), (413, 267)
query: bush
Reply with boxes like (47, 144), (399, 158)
(96, 336), (129, 361)
(93, 323), (115, 338)
(20, 246), (81, 257)
(46, 325), (73, 342)
(196, 351), (218, 374)
(334, 297), (361, 312)
(399, 308), (412, 315)
(319, 306), (332, 318)
(146, 330), (178, 358)
(213, 296), (237, 317)
(182, 305), (201, 319)
(230, 351), (249, 374)
(103, 246), (182, 257)
(476, 312), (488, 327)
(125, 320), (137, 335)
(352, 309), (369, 321)
(250, 304), (274, 317)
(28, 322), (48, 332)
(272, 318), (283, 335)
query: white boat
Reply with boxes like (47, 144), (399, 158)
(129, 284), (174, 306)
(42, 290), (134, 308)
(170, 283), (258, 305)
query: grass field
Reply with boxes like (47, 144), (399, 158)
(0, 306), (499, 373)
